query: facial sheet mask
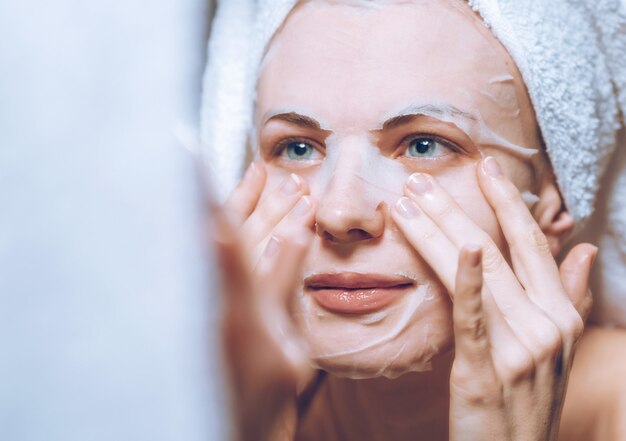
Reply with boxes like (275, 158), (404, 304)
(301, 285), (431, 379)
(254, 0), (545, 379)
(255, 106), (542, 379)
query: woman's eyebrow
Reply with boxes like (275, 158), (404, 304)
(262, 111), (323, 130)
(379, 104), (477, 130)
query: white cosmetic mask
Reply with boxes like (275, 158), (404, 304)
(255, 106), (541, 379)
(255, 0), (544, 379)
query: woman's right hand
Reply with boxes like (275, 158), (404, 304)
(213, 163), (316, 441)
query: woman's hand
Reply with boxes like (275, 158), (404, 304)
(391, 157), (597, 441)
(213, 163), (316, 441)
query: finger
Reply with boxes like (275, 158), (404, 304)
(212, 207), (254, 311)
(404, 172), (523, 299)
(255, 199), (316, 306)
(462, 290), (534, 392)
(241, 173), (308, 248)
(256, 235), (311, 304)
(452, 247), (544, 395)
(450, 246), (538, 392)
(453, 245), (493, 368)
(477, 157), (585, 344)
(402, 172), (558, 350)
(559, 243), (597, 322)
(478, 157), (585, 360)
(254, 196), (317, 283)
(404, 173), (574, 370)
(255, 230), (315, 372)
(391, 196), (459, 293)
(477, 156), (567, 305)
(224, 162), (267, 228)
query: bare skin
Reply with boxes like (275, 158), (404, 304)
(559, 327), (626, 441)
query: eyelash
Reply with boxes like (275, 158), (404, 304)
(398, 133), (463, 158)
(272, 137), (323, 156)
(271, 134), (464, 160)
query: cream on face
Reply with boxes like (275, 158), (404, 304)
(255, 0), (543, 379)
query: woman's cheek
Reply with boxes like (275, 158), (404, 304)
(436, 166), (505, 248)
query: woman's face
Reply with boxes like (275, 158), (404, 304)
(255, 0), (543, 379)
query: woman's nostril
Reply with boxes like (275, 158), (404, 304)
(348, 229), (373, 241)
(322, 231), (336, 242)
(319, 228), (374, 243)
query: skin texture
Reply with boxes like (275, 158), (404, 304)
(560, 327), (626, 441)
(215, 1), (624, 440)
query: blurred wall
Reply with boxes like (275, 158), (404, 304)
(0, 0), (224, 439)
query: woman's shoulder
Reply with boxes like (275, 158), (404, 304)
(559, 325), (626, 441)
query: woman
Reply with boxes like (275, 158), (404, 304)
(208, 1), (626, 439)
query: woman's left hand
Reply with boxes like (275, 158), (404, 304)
(391, 156), (597, 441)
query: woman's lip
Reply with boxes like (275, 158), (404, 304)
(304, 272), (415, 290)
(304, 273), (415, 315)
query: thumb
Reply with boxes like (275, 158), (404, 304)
(559, 243), (598, 321)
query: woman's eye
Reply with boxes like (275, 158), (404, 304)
(405, 137), (449, 158)
(281, 141), (320, 161)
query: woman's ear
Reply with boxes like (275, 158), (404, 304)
(533, 170), (574, 256)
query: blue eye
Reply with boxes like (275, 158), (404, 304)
(407, 137), (442, 158)
(284, 141), (317, 160)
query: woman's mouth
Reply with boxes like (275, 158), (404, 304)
(304, 273), (416, 315)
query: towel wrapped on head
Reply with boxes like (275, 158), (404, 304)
(201, 0), (626, 326)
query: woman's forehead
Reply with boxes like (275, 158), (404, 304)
(257, 0), (537, 148)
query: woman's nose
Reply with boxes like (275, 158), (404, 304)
(315, 173), (385, 243)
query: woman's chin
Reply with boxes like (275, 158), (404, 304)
(310, 339), (453, 379)
(295, 288), (454, 379)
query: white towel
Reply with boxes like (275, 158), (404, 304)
(201, 0), (626, 326)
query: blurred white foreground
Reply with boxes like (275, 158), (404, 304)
(0, 0), (224, 439)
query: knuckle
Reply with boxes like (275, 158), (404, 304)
(503, 185), (524, 206)
(258, 196), (287, 221)
(450, 370), (503, 407)
(532, 322), (563, 361)
(419, 223), (442, 242)
(509, 225), (551, 258)
(455, 274), (482, 301)
(527, 225), (552, 256)
(433, 200), (455, 221)
(561, 313), (585, 342)
(481, 242), (506, 274)
(456, 315), (487, 341)
(500, 347), (535, 384)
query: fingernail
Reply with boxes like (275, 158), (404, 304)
(396, 197), (421, 219)
(264, 235), (281, 258)
(290, 196), (312, 219)
(281, 174), (302, 196)
(483, 156), (502, 177)
(408, 173), (432, 195)
(243, 162), (258, 182)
